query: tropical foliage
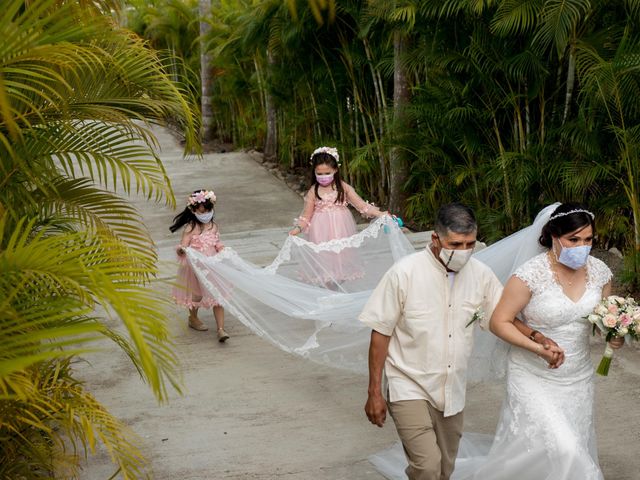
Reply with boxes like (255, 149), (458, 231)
(127, 1), (640, 285)
(1, 0), (197, 477)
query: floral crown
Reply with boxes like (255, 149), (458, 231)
(310, 146), (341, 167)
(548, 209), (594, 221)
(187, 190), (216, 207)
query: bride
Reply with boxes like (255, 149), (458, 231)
(451, 202), (625, 480)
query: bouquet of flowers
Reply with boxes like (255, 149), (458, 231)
(585, 295), (640, 375)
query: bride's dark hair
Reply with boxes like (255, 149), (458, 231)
(539, 202), (595, 248)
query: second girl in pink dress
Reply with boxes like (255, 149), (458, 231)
(288, 146), (388, 285)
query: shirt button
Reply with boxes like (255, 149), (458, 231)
(449, 334), (452, 338)
(448, 365), (451, 368)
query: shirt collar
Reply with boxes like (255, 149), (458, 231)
(425, 242), (448, 273)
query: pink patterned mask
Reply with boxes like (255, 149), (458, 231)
(316, 173), (334, 186)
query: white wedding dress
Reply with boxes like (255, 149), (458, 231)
(448, 253), (613, 480)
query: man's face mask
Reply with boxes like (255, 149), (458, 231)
(436, 235), (474, 272)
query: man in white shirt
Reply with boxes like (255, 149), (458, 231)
(360, 203), (563, 480)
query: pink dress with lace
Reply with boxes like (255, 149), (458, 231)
(296, 183), (381, 283)
(173, 225), (223, 308)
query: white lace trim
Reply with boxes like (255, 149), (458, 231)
(264, 216), (393, 274)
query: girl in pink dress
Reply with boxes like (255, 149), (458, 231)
(288, 146), (388, 286)
(170, 189), (229, 342)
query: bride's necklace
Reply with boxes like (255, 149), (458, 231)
(548, 251), (586, 287)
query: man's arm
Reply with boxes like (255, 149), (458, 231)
(513, 318), (565, 367)
(365, 330), (391, 427)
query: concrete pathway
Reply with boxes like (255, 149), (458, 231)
(79, 127), (640, 479)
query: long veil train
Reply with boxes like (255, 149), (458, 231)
(186, 216), (415, 373)
(185, 205), (559, 479)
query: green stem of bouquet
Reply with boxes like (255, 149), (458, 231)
(596, 343), (614, 376)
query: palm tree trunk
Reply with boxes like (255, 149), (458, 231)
(363, 37), (388, 198)
(389, 30), (410, 216)
(264, 48), (278, 162)
(493, 116), (514, 229)
(524, 81), (531, 148)
(254, 56), (267, 115)
(315, 40), (344, 145)
(562, 44), (576, 124)
(199, 0), (214, 142)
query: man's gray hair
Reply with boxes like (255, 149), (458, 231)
(434, 203), (477, 236)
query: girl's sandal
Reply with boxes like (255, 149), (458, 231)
(188, 317), (209, 331)
(217, 328), (229, 343)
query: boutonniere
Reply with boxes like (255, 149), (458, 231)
(466, 306), (485, 328)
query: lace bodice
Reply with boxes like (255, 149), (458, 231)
(313, 190), (348, 213)
(295, 183), (381, 230)
(511, 253), (612, 381)
(187, 227), (220, 256)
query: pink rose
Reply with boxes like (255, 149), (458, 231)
(620, 314), (632, 327)
(607, 304), (619, 314)
(603, 314), (618, 328)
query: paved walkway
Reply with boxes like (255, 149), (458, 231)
(79, 127), (639, 479)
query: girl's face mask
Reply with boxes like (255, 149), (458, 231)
(315, 172), (335, 186)
(195, 210), (214, 224)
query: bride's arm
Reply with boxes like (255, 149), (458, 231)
(490, 276), (564, 367)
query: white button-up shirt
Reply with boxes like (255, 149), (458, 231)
(359, 247), (503, 416)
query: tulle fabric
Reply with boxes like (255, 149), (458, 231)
(185, 216), (414, 372)
(370, 433), (494, 480)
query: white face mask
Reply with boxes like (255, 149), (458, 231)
(195, 211), (214, 224)
(555, 240), (591, 270)
(438, 247), (473, 272)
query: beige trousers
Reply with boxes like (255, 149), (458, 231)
(388, 399), (464, 480)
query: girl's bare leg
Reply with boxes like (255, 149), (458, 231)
(214, 306), (229, 342)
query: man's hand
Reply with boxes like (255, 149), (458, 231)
(534, 333), (564, 368)
(536, 343), (564, 367)
(365, 392), (387, 427)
